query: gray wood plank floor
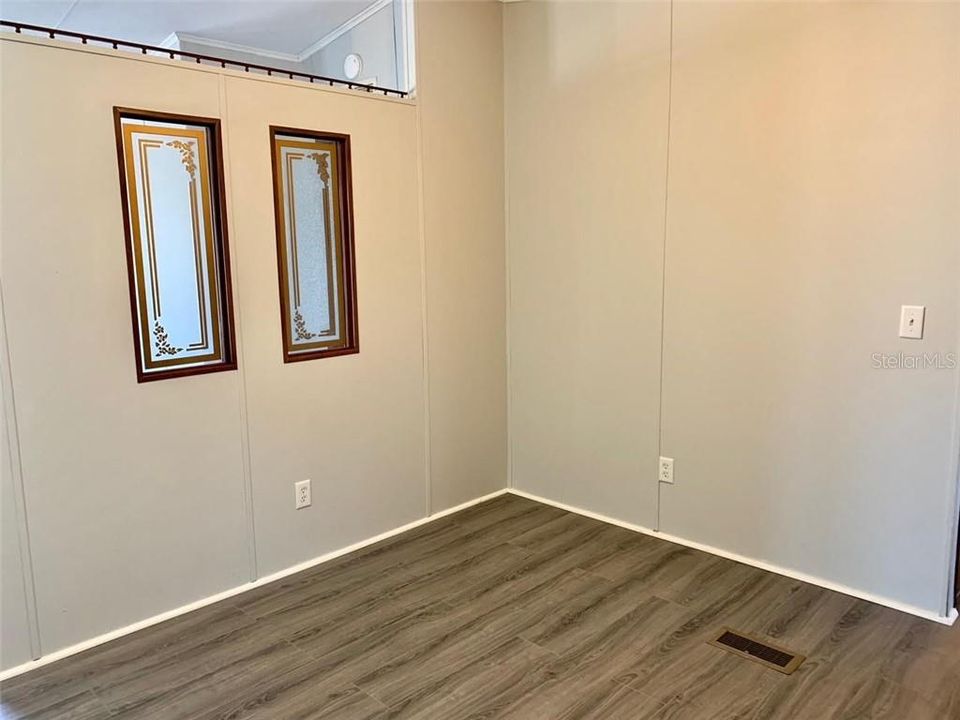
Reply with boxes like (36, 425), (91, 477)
(2, 494), (958, 719)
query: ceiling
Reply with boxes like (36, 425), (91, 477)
(0, 0), (379, 55)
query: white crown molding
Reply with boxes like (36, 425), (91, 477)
(54, 0), (79, 28)
(157, 32), (179, 50)
(166, 32), (302, 63)
(153, 0), (391, 69)
(296, 0), (392, 61)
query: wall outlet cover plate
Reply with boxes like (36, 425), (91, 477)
(295, 479), (312, 509)
(659, 457), (675, 484)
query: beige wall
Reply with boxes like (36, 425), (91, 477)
(504, 0), (670, 528)
(3, 0), (958, 676)
(505, 0), (960, 615)
(0, 324), (35, 669)
(223, 78), (427, 576)
(0, 0), (507, 668)
(1, 43), (252, 654)
(659, 0), (960, 614)
(418, 0), (506, 512)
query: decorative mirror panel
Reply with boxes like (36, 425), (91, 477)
(270, 127), (358, 363)
(114, 108), (236, 382)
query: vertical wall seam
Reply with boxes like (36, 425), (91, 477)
(948, 360), (960, 613)
(391, 0), (403, 93)
(946, 264), (960, 613)
(502, 5), (513, 491)
(218, 74), (259, 582)
(0, 280), (43, 659)
(412, 5), (432, 517)
(655, 0), (675, 533)
(949, 139), (960, 613)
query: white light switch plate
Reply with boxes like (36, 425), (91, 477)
(899, 305), (925, 339)
(658, 457), (674, 484)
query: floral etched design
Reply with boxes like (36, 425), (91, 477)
(294, 309), (316, 341)
(154, 322), (182, 356)
(307, 152), (330, 186)
(166, 140), (197, 180)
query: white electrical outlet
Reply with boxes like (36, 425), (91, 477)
(658, 457), (675, 484)
(295, 479), (312, 509)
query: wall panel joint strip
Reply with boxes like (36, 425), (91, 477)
(0, 281), (43, 658)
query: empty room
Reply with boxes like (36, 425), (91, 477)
(0, 0), (958, 718)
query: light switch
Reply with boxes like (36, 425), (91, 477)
(899, 305), (925, 340)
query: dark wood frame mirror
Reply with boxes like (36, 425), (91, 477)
(113, 107), (237, 383)
(269, 126), (358, 363)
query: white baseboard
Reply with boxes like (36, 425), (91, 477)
(507, 488), (958, 627)
(0, 488), (509, 682)
(5, 484), (952, 682)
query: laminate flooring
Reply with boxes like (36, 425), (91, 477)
(2, 494), (958, 719)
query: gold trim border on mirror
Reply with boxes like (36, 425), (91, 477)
(121, 124), (222, 370)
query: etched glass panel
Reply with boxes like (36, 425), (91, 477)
(116, 111), (235, 380)
(272, 130), (357, 362)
